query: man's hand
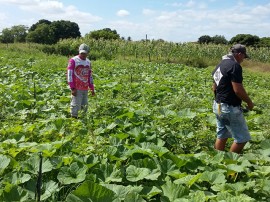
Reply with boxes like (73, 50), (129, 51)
(91, 91), (95, 96)
(246, 101), (254, 111)
(71, 89), (77, 96)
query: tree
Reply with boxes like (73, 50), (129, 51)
(27, 19), (81, 44)
(0, 28), (14, 43)
(229, 34), (260, 46)
(257, 37), (270, 47)
(26, 24), (54, 44)
(29, 19), (51, 32)
(211, 35), (228, 45)
(198, 35), (212, 44)
(0, 25), (28, 43)
(50, 20), (81, 43)
(86, 28), (120, 40)
(11, 25), (28, 42)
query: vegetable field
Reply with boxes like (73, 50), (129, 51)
(0, 47), (270, 201)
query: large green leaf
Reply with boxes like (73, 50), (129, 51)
(212, 181), (255, 193)
(162, 152), (188, 168)
(131, 157), (157, 169)
(125, 147), (155, 158)
(0, 154), (10, 175)
(259, 148), (270, 158)
(211, 151), (225, 164)
(227, 164), (245, 173)
(66, 181), (116, 202)
(144, 168), (161, 180)
(161, 180), (189, 201)
(200, 171), (226, 184)
(128, 126), (147, 142)
(216, 192), (256, 202)
(157, 158), (178, 174)
(260, 139), (270, 150)
(255, 166), (270, 176)
(41, 180), (59, 201)
(3, 172), (31, 185)
(83, 154), (99, 168)
(124, 192), (146, 202)
(106, 122), (118, 130)
(18, 142), (38, 149)
(0, 184), (29, 202)
(102, 184), (143, 201)
(140, 186), (162, 200)
(158, 108), (176, 117)
(224, 152), (241, 164)
(57, 162), (87, 184)
(126, 165), (151, 182)
(23, 154), (53, 174)
(92, 163), (123, 183)
(178, 191), (207, 202)
(139, 142), (169, 157)
(174, 173), (202, 187)
(261, 180), (270, 195)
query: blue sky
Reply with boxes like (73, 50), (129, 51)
(0, 0), (270, 42)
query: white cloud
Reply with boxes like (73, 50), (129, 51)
(157, 11), (177, 21)
(108, 20), (146, 40)
(116, 10), (130, 17)
(142, 9), (156, 16)
(251, 4), (270, 16)
(0, 12), (7, 21)
(20, 1), (64, 14)
(170, 3), (183, 7)
(186, 0), (196, 8)
(0, 0), (35, 5)
(129, 1), (270, 42)
(0, 13), (9, 31)
(0, 0), (102, 35)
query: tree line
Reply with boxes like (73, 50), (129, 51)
(198, 34), (270, 47)
(0, 19), (120, 45)
(0, 18), (270, 47)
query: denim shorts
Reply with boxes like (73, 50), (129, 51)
(213, 100), (251, 143)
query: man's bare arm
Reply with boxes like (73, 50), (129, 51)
(232, 82), (254, 110)
(212, 82), (217, 92)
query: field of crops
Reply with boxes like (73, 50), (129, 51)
(0, 46), (270, 201)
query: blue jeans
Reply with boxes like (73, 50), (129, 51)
(213, 100), (251, 143)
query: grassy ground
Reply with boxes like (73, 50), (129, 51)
(244, 60), (270, 73)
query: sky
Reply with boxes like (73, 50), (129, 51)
(0, 0), (270, 42)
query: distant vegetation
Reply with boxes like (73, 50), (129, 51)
(1, 18), (269, 71)
(0, 19), (120, 45)
(1, 18), (270, 48)
(1, 39), (269, 71)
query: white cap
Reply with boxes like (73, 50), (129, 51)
(79, 43), (90, 54)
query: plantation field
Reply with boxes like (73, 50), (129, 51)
(0, 46), (270, 201)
